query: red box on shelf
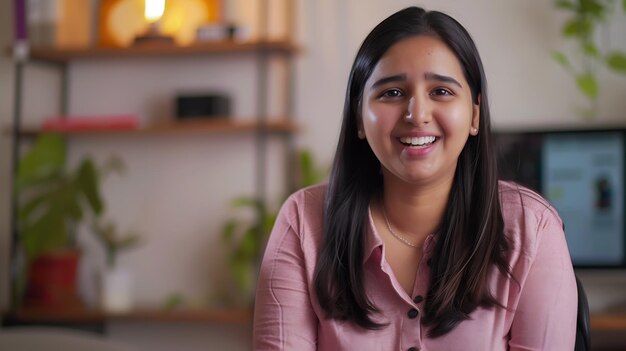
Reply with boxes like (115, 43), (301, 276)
(42, 115), (141, 132)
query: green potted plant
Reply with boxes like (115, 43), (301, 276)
(552, 0), (626, 117)
(219, 149), (326, 306)
(91, 218), (141, 312)
(16, 133), (122, 309)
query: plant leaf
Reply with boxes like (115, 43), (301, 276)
(562, 18), (592, 37)
(576, 73), (599, 98)
(581, 41), (600, 58)
(606, 51), (626, 73)
(579, 0), (605, 18)
(20, 209), (68, 258)
(161, 294), (184, 310)
(59, 185), (83, 221)
(231, 196), (259, 209)
(231, 260), (252, 293)
(101, 156), (126, 178)
(19, 190), (54, 222)
(239, 229), (258, 258)
(116, 235), (140, 251)
(75, 159), (103, 215)
(17, 134), (66, 188)
(221, 219), (238, 242)
(623, 0), (626, 12)
(551, 51), (571, 67)
(263, 212), (277, 236)
(298, 150), (315, 186)
(555, 0), (577, 10)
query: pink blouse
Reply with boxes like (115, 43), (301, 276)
(253, 181), (577, 350)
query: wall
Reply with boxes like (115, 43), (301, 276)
(1, 0), (626, 350)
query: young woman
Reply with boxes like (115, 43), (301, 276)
(254, 6), (577, 351)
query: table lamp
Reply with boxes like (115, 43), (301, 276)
(133, 0), (174, 45)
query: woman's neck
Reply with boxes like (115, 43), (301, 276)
(380, 174), (453, 242)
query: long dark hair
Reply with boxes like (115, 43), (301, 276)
(314, 6), (510, 337)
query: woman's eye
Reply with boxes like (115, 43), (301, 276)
(431, 88), (452, 96)
(381, 89), (404, 98)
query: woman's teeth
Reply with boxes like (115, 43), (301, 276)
(400, 136), (436, 147)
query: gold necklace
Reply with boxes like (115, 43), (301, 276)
(381, 204), (419, 248)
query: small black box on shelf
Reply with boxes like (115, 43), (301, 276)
(175, 93), (231, 119)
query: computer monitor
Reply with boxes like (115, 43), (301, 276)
(494, 129), (626, 269)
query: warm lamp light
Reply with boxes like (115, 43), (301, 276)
(133, 0), (174, 46)
(145, 0), (165, 23)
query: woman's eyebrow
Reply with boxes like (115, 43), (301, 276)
(370, 72), (462, 89)
(371, 74), (407, 88)
(424, 72), (462, 88)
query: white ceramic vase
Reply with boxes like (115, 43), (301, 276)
(101, 267), (134, 313)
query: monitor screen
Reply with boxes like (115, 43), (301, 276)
(494, 129), (626, 269)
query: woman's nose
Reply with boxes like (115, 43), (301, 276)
(403, 96), (430, 125)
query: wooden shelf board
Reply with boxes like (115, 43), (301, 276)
(28, 40), (298, 63)
(591, 312), (626, 331)
(3, 307), (252, 326)
(11, 119), (298, 137)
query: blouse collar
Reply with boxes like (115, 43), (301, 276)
(364, 206), (437, 263)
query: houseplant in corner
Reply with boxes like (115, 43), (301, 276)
(219, 149), (326, 306)
(552, 0), (626, 117)
(16, 133), (122, 309)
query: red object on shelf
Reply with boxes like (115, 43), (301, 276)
(23, 249), (83, 310)
(42, 115), (141, 131)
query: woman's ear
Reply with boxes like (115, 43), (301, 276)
(357, 115), (366, 140)
(470, 94), (480, 136)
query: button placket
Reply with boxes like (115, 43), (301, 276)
(402, 300), (422, 351)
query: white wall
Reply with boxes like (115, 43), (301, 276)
(1, 0), (626, 349)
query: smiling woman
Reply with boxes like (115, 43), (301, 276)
(253, 6), (577, 351)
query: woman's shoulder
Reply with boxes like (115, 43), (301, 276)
(498, 180), (564, 258)
(286, 183), (328, 205)
(498, 180), (560, 219)
(282, 183), (327, 217)
(276, 183), (327, 239)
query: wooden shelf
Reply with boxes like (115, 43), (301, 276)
(591, 312), (626, 331)
(27, 40), (298, 63)
(11, 119), (298, 137)
(3, 307), (253, 326)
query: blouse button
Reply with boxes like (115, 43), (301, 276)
(413, 295), (424, 304)
(407, 308), (419, 319)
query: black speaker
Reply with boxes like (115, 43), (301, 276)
(176, 93), (231, 119)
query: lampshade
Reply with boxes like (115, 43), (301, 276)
(99, 0), (221, 47)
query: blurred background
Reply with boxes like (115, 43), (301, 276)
(0, 0), (625, 350)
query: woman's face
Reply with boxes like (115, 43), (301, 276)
(360, 35), (479, 187)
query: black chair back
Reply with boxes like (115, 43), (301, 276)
(575, 275), (591, 351)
